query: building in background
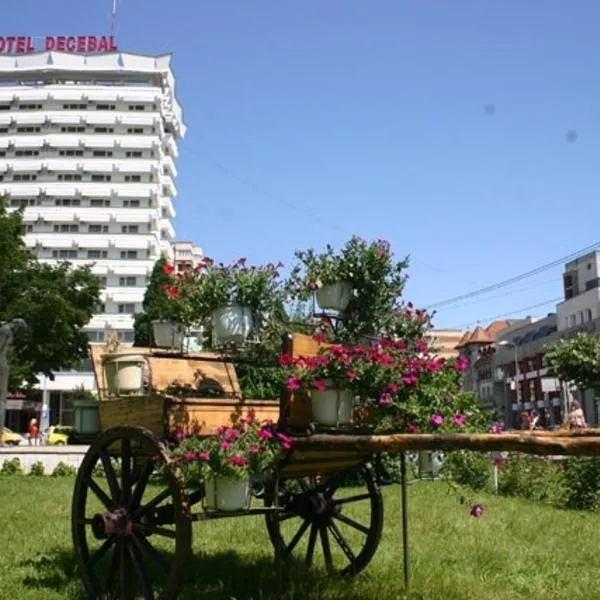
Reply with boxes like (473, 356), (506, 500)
(1, 50), (185, 427)
(172, 240), (204, 272)
(426, 328), (464, 361)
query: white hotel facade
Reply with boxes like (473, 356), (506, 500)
(1, 51), (186, 427)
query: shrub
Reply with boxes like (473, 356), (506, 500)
(441, 450), (491, 491)
(0, 458), (23, 475)
(29, 461), (45, 477)
(51, 461), (77, 477)
(560, 457), (600, 511)
(498, 453), (564, 505)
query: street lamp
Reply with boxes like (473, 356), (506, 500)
(497, 340), (521, 428)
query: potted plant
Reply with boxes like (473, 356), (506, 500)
(286, 237), (409, 340)
(171, 411), (292, 512)
(101, 335), (147, 396)
(194, 257), (284, 347)
(146, 260), (199, 350)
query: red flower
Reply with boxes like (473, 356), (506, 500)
(164, 285), (180, 299)
(312, 333), (327, 343)
(346, 370), (358, 380)
(278, 354), (293, 366)
(162, 263), (175, 275)
(313, 379), (327, 391)
(287, 377), (301, 391)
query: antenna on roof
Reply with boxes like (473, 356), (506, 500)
(110, 0), (118, 38)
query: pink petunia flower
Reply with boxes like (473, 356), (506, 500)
(470, 504), (484, 518)
(453, 413), (466, 427)
(287, 377), (301, 391)
(430, 414), (443, 427)
(313, 379), (327, 392)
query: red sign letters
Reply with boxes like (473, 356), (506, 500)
(0, 36), (117, 55)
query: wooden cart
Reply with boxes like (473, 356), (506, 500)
(72, 334), (381, 599)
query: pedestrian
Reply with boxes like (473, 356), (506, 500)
(28, 418), (38, 446)
(568, 399), (588, 429)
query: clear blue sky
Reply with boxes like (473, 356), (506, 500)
(5, 1), (600, 329)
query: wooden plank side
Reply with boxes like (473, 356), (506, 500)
(290, 333), (328, 358)
(89, 345), (241, 400)
(168, 397), (279, 436)
(99, 395), (166, 434)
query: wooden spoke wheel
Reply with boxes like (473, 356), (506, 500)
(265, 463), (383, 577)
(72, 426), (191, 599)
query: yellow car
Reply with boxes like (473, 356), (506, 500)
(46, 425), (73, 446)
(1, 427), (25, 446)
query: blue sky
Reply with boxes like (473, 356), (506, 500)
(4, 1), (600, 329)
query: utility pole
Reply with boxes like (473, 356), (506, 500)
(0, 319), (27, 446)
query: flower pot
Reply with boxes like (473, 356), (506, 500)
(418, 451), (444, 479)
(311, 387), (354, 426)
(103, 354), (145, 396)
(316, 281), (352, 312)
(212, 305), (254, 346)
(152, 320), (185, 350)
(204, 476), (251, 512)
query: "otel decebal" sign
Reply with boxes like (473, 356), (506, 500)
(0, 36), (117, 54)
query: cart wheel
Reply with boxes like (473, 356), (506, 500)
(265, 462), (383, 576)
(72, 426), (191, 599)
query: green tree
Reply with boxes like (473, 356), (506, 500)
(0, 198), (101, 387)
(546, 331), (600, 396)
(133, 257), (172, 346)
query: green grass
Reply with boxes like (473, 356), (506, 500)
(0, 475), (599, 600)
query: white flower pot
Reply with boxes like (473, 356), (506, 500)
(103, 354), (145, 396)
(212, 305), (254, 346)
(311, 387), (354, 426)
(152, 320), (185, 349)
(204, 476), (251, 512)
(316, 281), (352, 312)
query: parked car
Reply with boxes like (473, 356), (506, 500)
(1, 427), (25, 446)
(46, 425), (74, 446)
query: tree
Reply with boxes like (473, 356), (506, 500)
(0, 198), (101, 388)
(546, 331), (600, 396)
(133, 257), (172, 346)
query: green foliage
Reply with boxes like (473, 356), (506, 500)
(546, 331), (600, 392)
(560, 457), (600, 511)
(0, 458), (23, 475)
(442, 450), (491, 491)
(50, 461), (77, 477)
(0, 198), (101, 387)
(29, 461), (45, 477)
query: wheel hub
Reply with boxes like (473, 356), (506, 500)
(91, 507), (132, 539)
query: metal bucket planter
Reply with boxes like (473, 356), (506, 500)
(311, 386), (354, 426)
(316, 281), (352, 312)
(152, 320), (185, 350)
(203, 476), (251, 512)
(212, 305), (254, 346)
(102, 354), (146, 396)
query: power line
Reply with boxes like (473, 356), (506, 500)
(427, 241), (600, 310)
(456, 296), (563, 330)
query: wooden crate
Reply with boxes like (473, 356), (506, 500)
(90, 344), (279, 437)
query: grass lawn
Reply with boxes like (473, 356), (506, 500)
(0, 475), (598, 600)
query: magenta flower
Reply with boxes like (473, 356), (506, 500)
(247, 445), (260, 454)
(225, 428), (240, 440)
(287, 376), (301, 391)
(378, 393), (392, 407)
(175, 428), (185, 441)
(184, 451), (195, 462)
(388, 383), (398, 393)
(453, 413), (466, 427)
(490, 423), (503, 434)
(430, 414), (443, 427)
(276, 432), (293, 450)
(408, 423), (419, 433)
(346, 370), (358, 380)
(454, 355), (469, 372)
(228, 455), (247, 467)
(470, 504), (484, 518)
(220, 440), (232, 450)
(198, 451), (210, 461)
(313, 379), (327, 391)
(258, 428), (274, 441)
(402, 374), (418, 386)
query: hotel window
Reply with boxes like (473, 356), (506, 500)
(59, 150), (83, 157)
(61, 126), (85, 133)
(87, 250), (108, 259)
(13, 174), (37, 181)
(90, 199), (110, 207)
(127, 128), (144, 134)
(125, 151), (143, 158)
(15, 149), (39, 156)
(55, 198), (81, 207)
(121, 225), (139, 234)
(96, 104), (116, 111)
(53, 224), (79, 233)
(118, 331), (135, 343)
(93, 127), (114, 133)
(86, 330), (105, 342)
(586, 309), (593, 322)
(123, 200), (140, 208)
(125, 175), (141, 183)
(118, 303), (135, 314)
(119, 276), (137, 287)
(63, 103), (87, 110)
(58, 174), (82, 181)
(88, 224), (108, 233)
(120, 250), (138, 259)
(92, 150), (113, 157)
(52, 249), (78, 259)
(96, 276), (107, 287)
(16, 126), (41, 133)
(91, 174), (111, 182)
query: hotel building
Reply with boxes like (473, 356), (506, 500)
(1, 50), (186, 428)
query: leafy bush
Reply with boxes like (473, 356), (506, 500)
(497, 453), (564, 505)
(441, 450), (491, 491)
(1, 458), (23, 475)
(51, 461), (77, 477)
(560, 457), (600, 511)
(29, 461), (45, 477)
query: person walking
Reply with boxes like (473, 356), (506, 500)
(568, 399), (588, 429)
(28, 418), (39, 445)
